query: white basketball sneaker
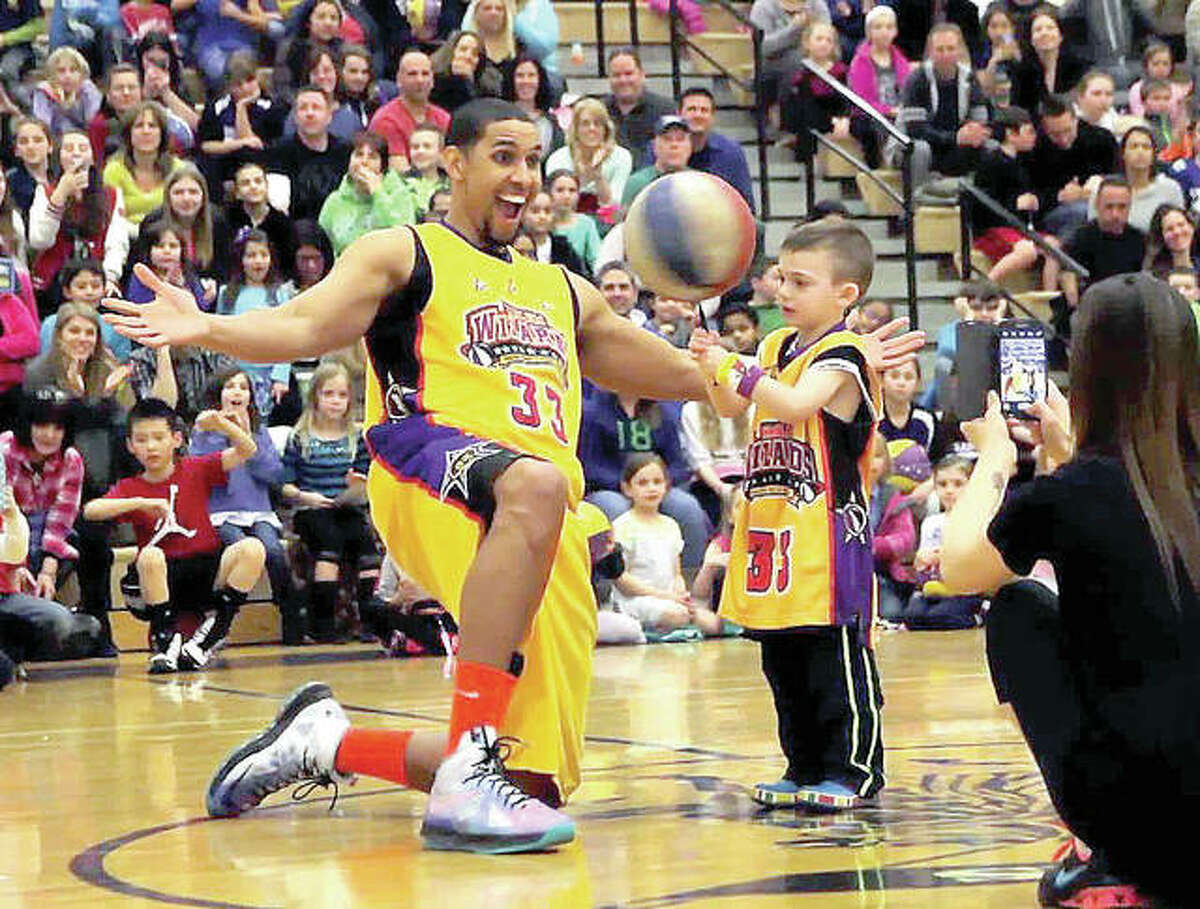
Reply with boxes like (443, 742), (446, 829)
(148, 632), (182, 674)
(206, 681), (353, 817)
(421, 727), (576, 854)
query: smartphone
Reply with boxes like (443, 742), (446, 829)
(998, 320), (1047, 418)
(954, 321), (998, 420)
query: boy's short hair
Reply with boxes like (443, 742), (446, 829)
(410, 122), (445, 145)
(235, 160), (266, 182)
(779, 219), (874, 296)
(934, 453), (975, 477)
(993, 105), (1032, 138)
(719, 302), (758, 327)
(128, 397), (180, 435)
(225, 50), (258, 87)
(1143, 78), (1172, 98)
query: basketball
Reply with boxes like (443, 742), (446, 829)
(623, 171), (758, 302)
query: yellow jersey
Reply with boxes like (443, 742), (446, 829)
(720, 325), (881, 636)
(362, 223), (585, 503)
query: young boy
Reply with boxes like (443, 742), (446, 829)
(224, 161), (293, 262)
(748, 259), (785, 335)
(718, 303), (760, 355)
(691, 219), (886, 811)
(82, 398), (266, 673)
(1142, 79), (1177, 149)
(402, 124), (450, 219)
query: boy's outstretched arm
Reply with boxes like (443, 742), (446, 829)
(103, 229), (416, 363)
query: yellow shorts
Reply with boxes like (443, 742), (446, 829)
(366, 426), (597, 803)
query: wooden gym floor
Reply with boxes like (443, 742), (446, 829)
(0, 629), (1062, 907)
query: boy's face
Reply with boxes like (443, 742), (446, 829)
(234, 167), (267, 207)
(408, 130), (443, 172)
(1144, 88), (1173, 115)
(1169, 272), (1200, 301)
(721, 312), (759, 353)
(934, 466), (969, 512)
(776, 248), (858, 331)
(127, 417), (182, 472)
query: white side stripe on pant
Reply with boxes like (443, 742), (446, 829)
(840, 626), (881, 796)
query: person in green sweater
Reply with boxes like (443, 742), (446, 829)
(547, 169), (601, 274)
(620, 115), (694, 210)
(318, 131), (416, 255)
(747, 257), (785, 335)
(400, 123), (450, 219)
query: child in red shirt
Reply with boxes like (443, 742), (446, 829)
(83, 398), (265, 673)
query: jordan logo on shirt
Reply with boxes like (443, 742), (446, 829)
(147, 484), (198, 548)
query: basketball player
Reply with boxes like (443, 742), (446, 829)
(105, 99), (924, 854)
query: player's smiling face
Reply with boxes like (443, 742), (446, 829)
(448, 119), (542, 246)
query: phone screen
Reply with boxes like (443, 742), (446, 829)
(998, 323), (1047, 418)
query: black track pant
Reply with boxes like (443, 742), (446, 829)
(757, 625), (885, 797)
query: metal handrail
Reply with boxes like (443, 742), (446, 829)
(798, 60), (918, 326)
(666, 0), (771, 218)
(957, 181), (1091, 279)
(961, 260), (1059, 336)
(811, 133), (902, 204)
(593, 0), (640, 76)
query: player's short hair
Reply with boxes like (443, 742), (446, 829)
(446, 98), (533, 152)
(779, 219), (875, 296)
(128, 397), (180, 434)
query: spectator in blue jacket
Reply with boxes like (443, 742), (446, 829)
(579, 388), (711, 578)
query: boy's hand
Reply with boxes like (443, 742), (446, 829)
(138, 498), (171, 520)
(862, 317), (925, 373)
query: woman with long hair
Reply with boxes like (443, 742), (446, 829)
(543, 96), (632, 215)
(138, 163), (230, 284)
(430, 29), (504, 111)
(502, 54), (563, 161)
(276, 0), (345, 100)
(460, 0), (516, 74)
(28, 128), (130, 300)
(1011, 5), (1089, 114)
(136, 31), (200, 135)
(1088, 126), (1182, 234)
(335, 44), (382, 133)
(23, 301), (130, 403)
(1143, 203), (1198, 275)
(101, 100), (180, 225)
(6, 118), (53, 229)
(941, 272), (1200, 908)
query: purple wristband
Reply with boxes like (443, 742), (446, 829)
(736, 365), (766, 399)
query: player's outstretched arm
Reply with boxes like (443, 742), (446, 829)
(103, 229), (416, 363)
(572, 273), (711, 401)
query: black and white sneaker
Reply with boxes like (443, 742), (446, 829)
(148, 632), (182, 674)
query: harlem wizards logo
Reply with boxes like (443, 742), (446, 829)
(460, 301), (568, 380)
(744, 421), (824, 506)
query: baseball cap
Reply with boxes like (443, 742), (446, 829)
(656, 115), (691, 134)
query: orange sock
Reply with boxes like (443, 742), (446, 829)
(446, 660), (518, 754)
(334, 728), (414, 784)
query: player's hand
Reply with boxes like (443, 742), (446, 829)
(688, 327), (722, 357)
(862, 317), (925, 373)
(138, 497), (172, 520)
(103, 264), (210, 348)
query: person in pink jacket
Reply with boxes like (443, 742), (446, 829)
(0, 267), (40, 429)
(868, 435), (918, 623)
(846, 5), (912, 167)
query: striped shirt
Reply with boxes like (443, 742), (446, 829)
(281, 430), (370, 499)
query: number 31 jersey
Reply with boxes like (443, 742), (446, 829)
(720, 325), (881, 637)
(363, 223), (585, 505)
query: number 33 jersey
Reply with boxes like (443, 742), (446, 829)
(363, 223), (585, 505)
(720, 326), (881, 636)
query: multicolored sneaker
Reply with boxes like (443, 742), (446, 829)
(1038, 839), (1151, 908)
(206, 681), (353, 818)
(179, 609), (235, 670)
(148, 632), (182, 674)
(794, 780), (869, 813)
(752, 779), (804, 807)
(421, 727), (575, 854)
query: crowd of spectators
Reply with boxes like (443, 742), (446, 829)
(6, 0), (1200, 679)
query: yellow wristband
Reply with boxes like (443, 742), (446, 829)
(714, 352), (742, 388)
